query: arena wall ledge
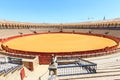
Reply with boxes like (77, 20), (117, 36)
(1, 32), (120, 64)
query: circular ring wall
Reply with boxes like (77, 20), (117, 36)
(1, 32), (120, 64)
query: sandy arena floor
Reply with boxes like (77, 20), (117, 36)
(3, 33), (117, 53)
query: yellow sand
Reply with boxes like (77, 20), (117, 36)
(3, 33), (117, 53)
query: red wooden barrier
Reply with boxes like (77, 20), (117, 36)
(1, 32), (120, 64)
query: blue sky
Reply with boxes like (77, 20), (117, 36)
(0, 0), (120, 23)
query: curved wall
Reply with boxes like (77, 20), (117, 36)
(1, 32), (120, 64)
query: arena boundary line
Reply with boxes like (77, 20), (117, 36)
(1, 32), (120, 64)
